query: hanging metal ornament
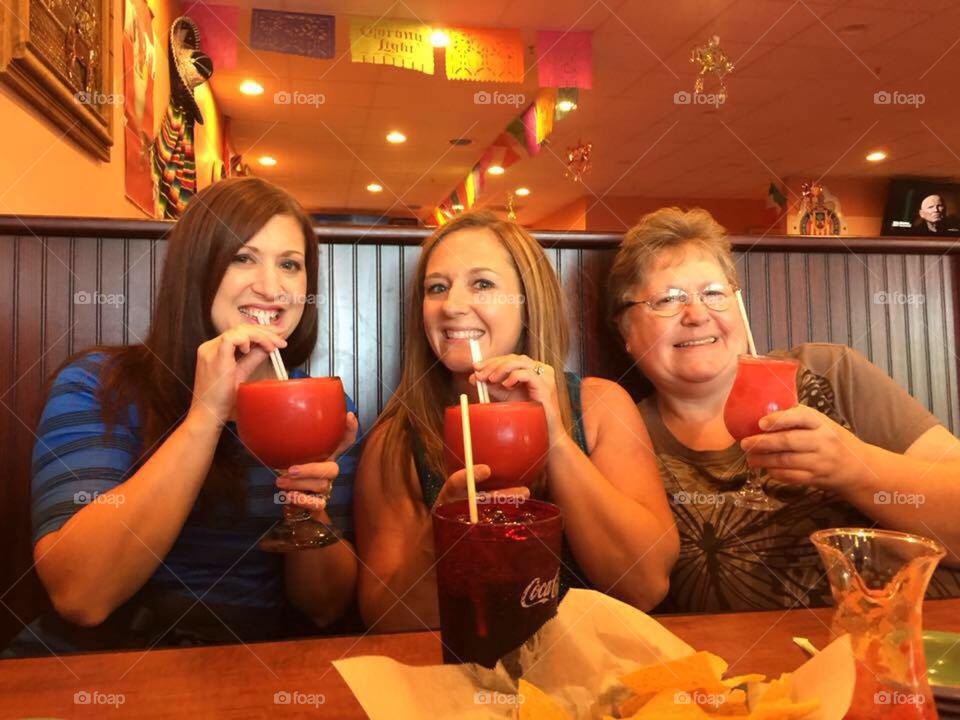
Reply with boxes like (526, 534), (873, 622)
(690, 35), (734, 101)
(506, 192), (517, 221)
(565, 141), (592, 183)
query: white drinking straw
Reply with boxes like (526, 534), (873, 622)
(468, 338), (490, 404)
(459, 393), (479, 524)
(734, 289), (758, 358)
(254, 311), (289, 380)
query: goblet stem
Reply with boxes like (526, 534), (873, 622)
(732, 467), (784, 512)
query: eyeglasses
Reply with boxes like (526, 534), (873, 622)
(618, 282), (739, 318)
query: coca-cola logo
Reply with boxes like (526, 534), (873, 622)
(520, 572), (560, 608)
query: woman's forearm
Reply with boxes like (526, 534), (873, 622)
(284, 535), (358, 628)
(359, 517), (440, 632)
(546, 436), (678, 609)
(838, 445), (960, 565)
(35, 411), (222, 625)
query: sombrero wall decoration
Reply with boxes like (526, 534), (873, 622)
(152, 16), (214, 219)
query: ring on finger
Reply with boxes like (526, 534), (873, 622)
(532, 364), (545, 376)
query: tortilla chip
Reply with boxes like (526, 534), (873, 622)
(711, 688), (750, 716)
(746, 698), (819, 719)
(722, 674), (767, 688)
(620, 652), (729, 696)
(518, 679), (570, 720)
(629, 690), (712, 718)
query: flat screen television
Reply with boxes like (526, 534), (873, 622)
(881, 178), (960, 236)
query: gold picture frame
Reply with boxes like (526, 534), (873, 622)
(0, 0), (114, 161)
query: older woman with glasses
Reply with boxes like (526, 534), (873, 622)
(608, 207), (960, 613)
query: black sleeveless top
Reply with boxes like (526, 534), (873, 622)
(413, 372), (592, 598)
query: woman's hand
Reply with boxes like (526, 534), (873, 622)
(740, 405), (872, 492)
(189, 324), (288, 427)
(471, 354), (565, 440)
(275, 412), (359, 520)
(434, 464), (530, 508)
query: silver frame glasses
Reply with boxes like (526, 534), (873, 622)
(618, 283), (740, 318)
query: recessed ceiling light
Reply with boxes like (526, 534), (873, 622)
(514, 187), (531, 196)
(487, 165), (505, 175)
(866, 150), (887, 162)
(239, 80), (264, 96)
(430, 30), (449, 48)
(367, 183), (383, 193)
(258, 156), (277, 167)
(386, 131), (407, 144)
(556, 99), (577, 113)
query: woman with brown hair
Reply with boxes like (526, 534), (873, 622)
(4, 177), (359, 656)
(608, 206), (960, 613)
(354, 211), (678, 632)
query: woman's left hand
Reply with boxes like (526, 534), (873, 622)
(275, 412), (359, 520)
(740, 405), (871, 492)
(471, 354), (564, 439)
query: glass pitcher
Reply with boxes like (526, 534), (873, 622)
(811, 528), (945, 720)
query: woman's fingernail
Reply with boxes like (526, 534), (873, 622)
(287, 466), (300, 477)
(758, 418), (770, 430)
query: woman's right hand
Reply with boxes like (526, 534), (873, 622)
(433, 464), (530, 507)
(188, 324), (288, 427)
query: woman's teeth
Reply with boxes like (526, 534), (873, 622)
(239, 307), (280, 322)
(444, 329), (484, 340)
(675, 337), (718, 348)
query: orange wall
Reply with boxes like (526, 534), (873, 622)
(530, 196), (587, 231)
(0, 0), (223, 218)
(582, 196), (784, 235)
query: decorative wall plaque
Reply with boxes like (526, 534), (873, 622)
(0, 0), (115, 161)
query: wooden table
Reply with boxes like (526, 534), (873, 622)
(2, 599), (958, 718)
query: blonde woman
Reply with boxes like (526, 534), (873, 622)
(355, 211), (678, 632)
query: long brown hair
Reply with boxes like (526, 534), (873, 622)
(374, 211), (574, 500)
(90, 177), (319, 515)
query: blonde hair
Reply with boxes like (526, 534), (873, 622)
(374, 211), (574, 498)
(607, 207), (737, 332)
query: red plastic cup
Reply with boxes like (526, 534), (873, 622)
(432, 498), (562, 668)
(443, 401), (548, 490)
(723, 355), (799, 441)
(236, 377), (346, 468)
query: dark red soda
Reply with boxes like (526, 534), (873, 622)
(432, 499), (563, 668)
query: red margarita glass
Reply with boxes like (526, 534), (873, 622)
(723, 355), (798, 511)
(443, 401), (549, 491)
(432, 498), (562, 668)
(236, 376), (346, 551)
